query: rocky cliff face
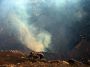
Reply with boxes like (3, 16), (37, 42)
(69, 38), (90, 60)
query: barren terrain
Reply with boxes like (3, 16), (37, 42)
(0, 50), (89, 67)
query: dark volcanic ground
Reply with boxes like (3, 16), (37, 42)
(0, 50), (89, 67)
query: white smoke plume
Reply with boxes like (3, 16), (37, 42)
(0, 0), (84, 53)
(0, 0), (51, 52)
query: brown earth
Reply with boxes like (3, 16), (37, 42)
(0, 50), (89, 67)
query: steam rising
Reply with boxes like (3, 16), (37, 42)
(10, 14), (51, 52)
(0, 0), (87, 53)
(0, 0), (51, 52)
